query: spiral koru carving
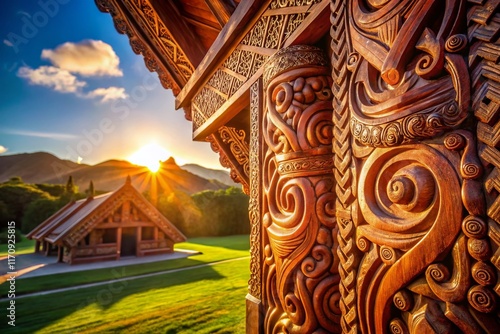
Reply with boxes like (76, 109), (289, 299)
(262, 45), (340, 333)
(356, 144), (462, 333)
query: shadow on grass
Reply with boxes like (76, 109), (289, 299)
(0, 256), (208, 297)
(0, 259), (224, 333)
(188, 234), (250, 251)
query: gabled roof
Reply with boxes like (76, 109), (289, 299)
(28, 179), (186, 247)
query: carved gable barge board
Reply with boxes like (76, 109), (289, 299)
(149, 0), (207, 67)
(179, 1), (331, 141)
(96, 0), (196, 95)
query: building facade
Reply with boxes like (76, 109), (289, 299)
(95, 1), (500, 332)
(28, 177), (186, 264)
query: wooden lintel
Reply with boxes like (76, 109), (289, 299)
(149, 0), (207, 67)
(176, 0), (271, 110)
(204, 0), (235, 27)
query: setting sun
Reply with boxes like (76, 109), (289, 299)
(128, 142), (171, 172)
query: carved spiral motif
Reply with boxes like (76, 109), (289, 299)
(384, 165), (435, 213)
(356, 146), (457, 257)
(302, 244), (333, 278)
(267, 76), (333, 154)
(426, 263), (451, 283)
(445, 34), (467, 53)
(468, 285), (497, 313)
(415, 55), (435, 76)
(387, 176), (414, 205)
(462, 215), (487, 239)
(357, 236), (370, 252)
(284, 291), (306, 325)
(347, 52), (359, 71)
(462, 163), (481, 179)
(472, 262), (497, 286)
(313, 276), (342, 331)
(380, 245), (397, 264)
(381, 123), (403, 146)
(317, 187), (336, 229)
(389, 318), (409, 334)
(444, 133), (466, 150)
(468, 238), (491, 261)
(393, 290), (413, 311)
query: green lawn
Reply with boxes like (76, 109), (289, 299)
(0, 235), (35, 257)
(0, 235), (250, 333)
(0, 235), (249, 296)
(1, 258), (249, 333)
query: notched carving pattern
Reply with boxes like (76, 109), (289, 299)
(192, 0), (323, 129)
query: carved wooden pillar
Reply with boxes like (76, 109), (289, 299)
(247, 78), (264, 334)
(261, 45), (341, 333)
(330, 0), (500, 332)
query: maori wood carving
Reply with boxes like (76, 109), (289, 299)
(331, 0), (500, 333)
(95, 0), (195, 95)
(262, 45), (341, 333)
(207, 126), (250, 193)
(192, 0), (325, 131)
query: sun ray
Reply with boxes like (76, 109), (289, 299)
(128, 142), (171, 173)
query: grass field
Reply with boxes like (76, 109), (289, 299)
(0, 235), (249, 296)
(0, 236), (35, 257)
(0, 235), (250, 333)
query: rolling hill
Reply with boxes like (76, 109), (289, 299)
(0, 152), (234, 194)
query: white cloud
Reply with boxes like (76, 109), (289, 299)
(3, 129), (78, 140)
(3, 39), (13, 47)
(41, 40), (123, 77)
(86, 87), (128, 103)
(0, 145), (7, 154)
(17, 65), (86, 93)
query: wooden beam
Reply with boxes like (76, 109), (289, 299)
(57, 246), (64, 263)
(136, 226), (142, 256)
(176, 0), (270, 110)
(116, 227), (122, 259)
(149, 0), (207, 67)
(204, 0), (235, 27)
(183, 15), (221, 33)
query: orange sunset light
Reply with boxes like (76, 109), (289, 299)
(128, 142), (171, 172)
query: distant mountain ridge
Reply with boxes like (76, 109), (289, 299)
(0, 152), (236, 194)
(181, 163), (240, 188)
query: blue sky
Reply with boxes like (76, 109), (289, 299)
(0, 0), (222, 169)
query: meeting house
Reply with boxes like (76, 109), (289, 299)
(27, 176), (186, 264)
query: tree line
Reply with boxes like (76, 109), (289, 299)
(0, 176), (249, 241)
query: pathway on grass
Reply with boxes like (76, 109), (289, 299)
(0, 256), (250, 302)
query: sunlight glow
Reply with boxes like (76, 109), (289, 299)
(128, 142), (171, 173)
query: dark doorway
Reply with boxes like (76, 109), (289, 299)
(121, 227), (137, 256)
